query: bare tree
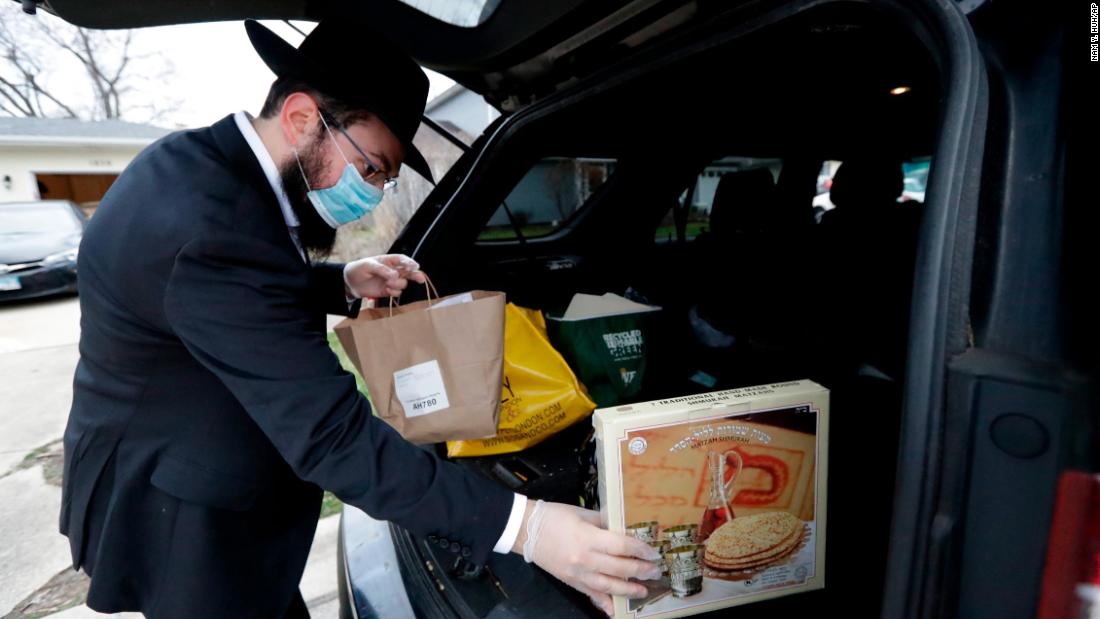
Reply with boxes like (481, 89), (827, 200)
(0, 7), (176, 122)
(0, 15), (76, 117)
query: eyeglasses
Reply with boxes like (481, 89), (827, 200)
(319, 109), (399, 192)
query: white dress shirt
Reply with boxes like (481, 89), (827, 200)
(233, 111), (306, 262)
(232, 111), (527, 555)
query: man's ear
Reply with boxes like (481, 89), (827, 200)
(279, 92), (320, 147)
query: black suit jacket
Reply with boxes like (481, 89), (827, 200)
(60, 114), (513, 617)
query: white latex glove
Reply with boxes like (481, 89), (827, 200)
(513, 501), (663, 616)
(343, 254), (427, 299)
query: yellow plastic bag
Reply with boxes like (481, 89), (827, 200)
(447, 303), (597, 457)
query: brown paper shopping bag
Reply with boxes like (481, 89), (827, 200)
(334, 279), (505, 444)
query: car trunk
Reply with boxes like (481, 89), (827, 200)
(385, 2), (954, 617)
(33, 0), (995, 616)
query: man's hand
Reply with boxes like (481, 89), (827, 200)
(513, 501), (662, 616)
(343, 254), (427, 299)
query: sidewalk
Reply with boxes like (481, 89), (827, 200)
(0, 297), (341, 619)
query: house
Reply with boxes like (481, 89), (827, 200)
(424, 83), (501, 137)
(0, 117), (171, 216)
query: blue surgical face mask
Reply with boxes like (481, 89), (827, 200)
(295, 116), (384, 228)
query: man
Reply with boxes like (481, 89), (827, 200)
(60, 18), (660, 618)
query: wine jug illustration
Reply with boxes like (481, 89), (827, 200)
(698, 448), (743, 542)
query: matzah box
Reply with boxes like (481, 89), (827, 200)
(594, 380), (829, 618)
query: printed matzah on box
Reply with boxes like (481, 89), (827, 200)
(593, 380), (829, 618)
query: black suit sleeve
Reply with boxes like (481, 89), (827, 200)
(309, 261), (362, 317)
(163, 234), (512, 565)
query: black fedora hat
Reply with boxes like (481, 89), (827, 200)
(245, 19), (434, 183)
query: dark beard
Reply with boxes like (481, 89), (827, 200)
(279, 141), (337, 258)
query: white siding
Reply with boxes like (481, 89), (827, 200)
(426, 90), (500, 137)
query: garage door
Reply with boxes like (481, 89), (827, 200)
(35, 173), (119, 216)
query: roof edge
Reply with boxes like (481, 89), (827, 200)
(0, 135), (162, 148)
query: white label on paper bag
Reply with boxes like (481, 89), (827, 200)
(393, 360), (450, 417)
(428, 292), (474, 311)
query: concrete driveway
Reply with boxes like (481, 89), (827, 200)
(0, 295), (340, 618)
(0, 295), (83, 356)
(0, 296), (82, 616)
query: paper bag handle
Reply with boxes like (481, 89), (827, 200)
(388, 274), (440, 317)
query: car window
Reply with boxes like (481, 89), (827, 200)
(811, 160), (843, 216)
(814, 158), (929, 220)
(654, 157), (781, 243)
(0, 202), (81, 235)
(477, 157), (617, 242)
(396, 0), (501, 27)
(332, 121), (467, 261)
(901, 157), (930, 203)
